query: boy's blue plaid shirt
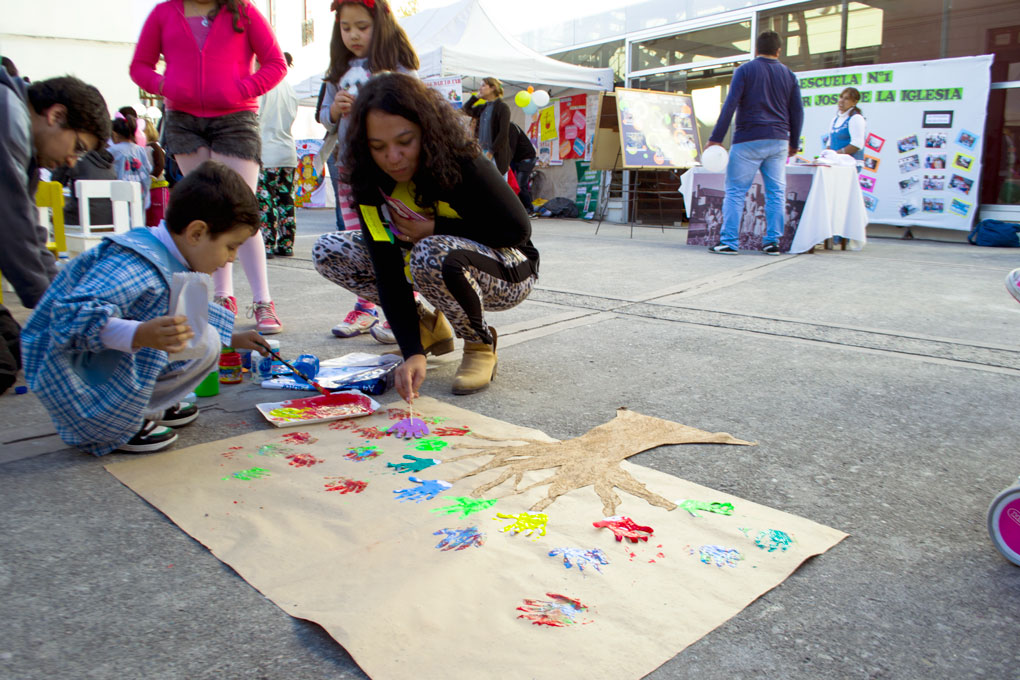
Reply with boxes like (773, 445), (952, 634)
(21, 230), (233, 455)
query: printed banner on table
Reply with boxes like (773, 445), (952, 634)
(424, 76), (463, 109)
(558, 94), (587, 161)
(295, 139), (328, 208)
(684, 172), (813, 252)
(796, 55), (992, 231)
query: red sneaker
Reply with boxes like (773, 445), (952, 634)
(249, 300), (283, 334)
(213, 295), (238, 316)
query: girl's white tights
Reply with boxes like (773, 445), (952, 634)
(175, 149), (272, 303)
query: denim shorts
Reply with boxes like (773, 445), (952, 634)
(164, 110), (261, 162)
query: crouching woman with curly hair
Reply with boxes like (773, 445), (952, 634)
(312, 72), (540, 399)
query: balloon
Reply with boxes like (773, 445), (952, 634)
(532, 90), (550, 108)
(700, 145), (729, 173)
(523, 101), (539, 116)
(514, 91), (532, 108)
(527, 86), (534, 93)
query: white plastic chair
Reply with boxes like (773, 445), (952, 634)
(66, 180), (144, 254)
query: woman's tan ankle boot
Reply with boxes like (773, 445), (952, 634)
(420, 307), (454, 356)
(451, 328), (497, 395)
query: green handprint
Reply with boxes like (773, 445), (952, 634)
(431, 496), (498, 518)
(678, 499), (735, 518)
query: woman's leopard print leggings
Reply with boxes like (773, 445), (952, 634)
(312, 230), (537, 344)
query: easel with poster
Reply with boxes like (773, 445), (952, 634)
(591, 89), (702, 235)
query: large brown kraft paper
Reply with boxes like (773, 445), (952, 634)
(106, 397), (848, 680)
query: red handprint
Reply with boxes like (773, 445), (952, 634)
(592, 516), (654, 543)
(282, 432), (317, 445)
(432, 426), (471, 437)
(355, 426), (389, 440)
(286, 452), (323, 468)
(323, 477), (367, 494)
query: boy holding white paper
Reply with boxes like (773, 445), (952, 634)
(22, 161), (269, 455)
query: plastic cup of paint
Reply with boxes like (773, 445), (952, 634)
(253, 355), (275, 384)
(238, 348), (253, 370)
(195, 370), (220, 397)
(294, 353), (320, 378)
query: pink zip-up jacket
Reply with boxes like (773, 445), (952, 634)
(130, 0), (286, 118)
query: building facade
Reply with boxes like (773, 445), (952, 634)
(521, 0), (1020, 221)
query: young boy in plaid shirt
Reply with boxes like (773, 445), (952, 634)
(22, 161), (270, 454)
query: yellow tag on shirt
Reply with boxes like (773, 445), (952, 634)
(359, 205), (393, 243)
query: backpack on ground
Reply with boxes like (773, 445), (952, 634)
(968, 219), (1020, 247)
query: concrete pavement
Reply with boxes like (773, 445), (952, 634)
(2, 210), (1019, 679)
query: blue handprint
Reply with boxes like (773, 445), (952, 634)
(386, 454), (440, 474)
(389, 417), (430, 440)
(433, 526), (485, 551)
(393, 477), (452, 503)
(548, 547), (609, 573)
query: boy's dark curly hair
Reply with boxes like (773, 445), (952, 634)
(342, 72), (480, 209)
(27, 76), (111, 144)
(165, 160), (259, 236)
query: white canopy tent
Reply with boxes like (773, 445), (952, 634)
(294, 0), (613, 105)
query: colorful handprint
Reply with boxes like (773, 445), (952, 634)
(431, 496), (498, 518)
(697, 545), (742, 568)
(677, 499), (734, 518)
(548, 547), (609, 573)
(386, 455), (440, 473)
(389, 417), (430, 440)
(496, 512), (548, 537)
(222, 467), (271, 481)
(281, 432), (318, 445)
(286, 452), (323, 468)
(411, 438), (448, 452)
(592, 516), (654, 543)
(345, 446), (380, 462)
(516, 593), (591, 627)
(393, 477), (452, 503)
(742, 528), (795, 552)
(323, 477), (367, 494)
(433, 526), (485, 551)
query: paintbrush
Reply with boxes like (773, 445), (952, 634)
(263, 347), (330, 397)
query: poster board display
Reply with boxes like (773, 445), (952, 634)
(591, 92), (623, 171)
(294, 139), (328, 208)
(796, 55), (992, 231)
(614, 88), (702, 170)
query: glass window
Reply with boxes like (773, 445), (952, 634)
(550, 40), (627, 86)
(758, 1), (844, 71)
(631, 21), (752, 72)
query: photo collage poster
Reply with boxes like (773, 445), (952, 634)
(796, 55), (992, 230)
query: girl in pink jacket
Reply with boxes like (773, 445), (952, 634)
(130, 0), (287, 334)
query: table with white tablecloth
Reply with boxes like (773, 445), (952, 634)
(680, 165), (869, 253)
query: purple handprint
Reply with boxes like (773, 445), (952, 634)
(393, 476), (452, 503)
(433, 526), (485, 551)
(388, 417), (430, 440)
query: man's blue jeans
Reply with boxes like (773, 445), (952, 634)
(719, 139), (788, 249)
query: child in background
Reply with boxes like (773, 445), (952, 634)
(21, 161), (270, 455)
(130, 0), (287, 334)
(109, 109), (153, 213)
(320, 0), (418, 343)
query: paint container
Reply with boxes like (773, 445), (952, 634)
(262, 338), (280, 353)
(988, 478), (1020, 566)
(195, 370), (220, 397)
(238, 348), (253, 370)
(219, 350), (243, 384)
(253, 355), (275, 384)
(294, 353), (320, 380)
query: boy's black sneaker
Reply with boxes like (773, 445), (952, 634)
(157, 401), (199, 427)
(761, 243), (781, 255)
(117, 420), (178, 454)
(708, 244), (738, 254)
